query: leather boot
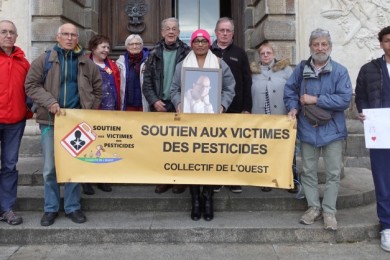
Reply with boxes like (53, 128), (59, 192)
(155, 184), (172, 193)
(82, 183), (95, 195)
(97, 183), (112, 192)
(202, 186), (214, 221)
(172, 185), (187, 194)
(190, 186), (201, 221)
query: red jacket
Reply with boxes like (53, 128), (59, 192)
(0, 47), (30, 123)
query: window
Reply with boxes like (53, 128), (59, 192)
(176, 0), (220, 45)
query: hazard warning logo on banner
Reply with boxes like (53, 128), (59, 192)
(61, 122), (96, 157)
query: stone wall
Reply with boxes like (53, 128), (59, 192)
(245, 0), (296, 65)
(0, 0), (30, 58)
(0, 0), (99, 62)
(246, 0), (390, 88)
(29, 0), (99, 61)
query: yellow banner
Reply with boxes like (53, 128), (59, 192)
(54, 109), (296, 189)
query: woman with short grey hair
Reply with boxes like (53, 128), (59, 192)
(117, 34), (150, 111)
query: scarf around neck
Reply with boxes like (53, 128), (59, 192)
(182, 50), (220, 68)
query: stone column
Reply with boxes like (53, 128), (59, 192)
(245, 0), (296, 64)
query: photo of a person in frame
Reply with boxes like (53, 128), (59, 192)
(183, 75), (214, 113)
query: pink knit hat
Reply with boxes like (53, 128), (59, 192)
(190, 29), (211, 45)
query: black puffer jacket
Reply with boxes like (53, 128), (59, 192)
(142, 39), (190, 109)
(355, 57), (383, 112)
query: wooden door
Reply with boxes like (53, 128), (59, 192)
(99, 0), (172, 57)
(99, 0), (244, 57)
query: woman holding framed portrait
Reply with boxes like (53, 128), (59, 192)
(170, 29), (235, 221)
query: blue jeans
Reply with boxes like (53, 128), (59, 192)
(40, 124), (81, 214)
(0, 120), (26, 212)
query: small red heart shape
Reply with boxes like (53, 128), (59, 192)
(371, 136), (376, 141)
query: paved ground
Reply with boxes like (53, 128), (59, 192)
(1, 240), (389, 260)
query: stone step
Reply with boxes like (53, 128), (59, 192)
(15, 166), (375, 212)
(0, 203), (380, 245)
(3, 240), (389, 259)
(20, 120), (41, 157)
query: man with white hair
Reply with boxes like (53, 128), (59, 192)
(25, 23), (102, 226)
(142, 17), (190, 194)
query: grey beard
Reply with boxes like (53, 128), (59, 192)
(311, 53), (330, 64)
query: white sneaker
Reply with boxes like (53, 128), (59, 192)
(381, 229), (390, 252)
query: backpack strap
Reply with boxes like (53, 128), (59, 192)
(297, 60), (306, 86)
(42, 50), (53, 83)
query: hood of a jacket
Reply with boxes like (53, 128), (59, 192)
(250, 58), (290, 74)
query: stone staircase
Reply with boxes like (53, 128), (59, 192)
(0, 119), (380, 245)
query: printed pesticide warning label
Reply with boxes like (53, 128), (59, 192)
(60, 121), (123, 164)
(61, 122), (96, 157)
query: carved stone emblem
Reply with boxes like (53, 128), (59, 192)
(321, 0), (390, 54)
(125, 0), (148, 34)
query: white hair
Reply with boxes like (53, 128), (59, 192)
(57, 23), (79, 35)
(125, 34), (143, 46)
(0, 20), (18, 34)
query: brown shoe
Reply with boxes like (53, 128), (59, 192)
(172, 185), (186, 194)
(155, 184), (172, 193)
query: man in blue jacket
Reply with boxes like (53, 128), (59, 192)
(284, 28), (352, 231)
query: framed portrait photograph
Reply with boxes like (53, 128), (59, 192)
(181, 67), (222, 114)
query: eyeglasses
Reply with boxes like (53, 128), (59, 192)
(128, 42), (142, 47)
(0, 30), (17, 37)
(193, 39), (208, 46)
(58, 32), (79, 39)
(218, 29), (233, 34)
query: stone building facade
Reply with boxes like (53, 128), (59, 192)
(2, 0), (388, 83)
(1, 0), (385, 163)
